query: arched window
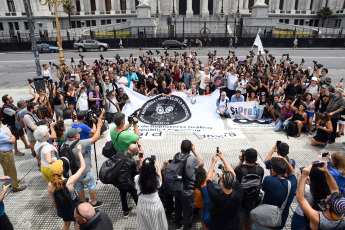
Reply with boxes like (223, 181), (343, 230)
(90, 0), (96, 11)
(7, 0), (16, 12)
(105, 0), (111, 11)
(249, 0), (254, 9)
(120, 0), (126, 11)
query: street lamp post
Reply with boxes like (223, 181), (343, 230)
(155, 0), (159, 18)
(220, 0), (224, 18)
(39, 0), (69, 66)
(172, 0), (176, 37)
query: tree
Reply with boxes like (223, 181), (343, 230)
(63, 1), (74, 29)
(317, 6), (333, 27)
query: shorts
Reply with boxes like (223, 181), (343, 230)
(9, 127), (24, 140)
(57, 201), (78, 222)
(41, 165), (54, 183)
(75, 170), (97, 192)
(305, 111), (314, 117)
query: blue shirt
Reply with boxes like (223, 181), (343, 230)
(0, 130), (14, 152)
(183, 73), (191, 88)
(328, 162), (345, 192)
(125, 72), (138, 88)
(261, 174), (297, 229)
(0, 201), (4, 217)
(230, 95), (244, 102)
(72, 122), (92, 152)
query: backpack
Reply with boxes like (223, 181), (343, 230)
(1, 104), (16, 126)
(15, 112), (24, 130)
(99, 152), (132, 188)
(163, 153), (191, 195)
(103, 130), (124, 158)
(53, 179), (74, 209)
(287, 121), (298, 137)
(240, 166), (262, 211)
(60, 140), (80, 176)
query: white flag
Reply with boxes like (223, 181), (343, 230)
(253, 32), (264, 54)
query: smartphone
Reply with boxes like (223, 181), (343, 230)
(139, 153), (143, 158)
(216, 147), (219, 153)
(151, 155), (156, 161)
(276, 141), (281, 147)
(168, 159), (172, 164)
(299, 167), (305, 172)
(312, 162), (324, 168)
(3, 178), (12, 186)
(322, 152), (328, 158)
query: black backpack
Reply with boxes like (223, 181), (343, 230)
(239, 166), (262, 211)
(163, 153), (191, 195)
(102, 130), (124, 158)
(287, 121), (298, 137)
(60, 140), (80, 176)
(53, 179), (74, 209)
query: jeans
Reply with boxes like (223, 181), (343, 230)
(75, 171), (97, 192)
(252, 222), (284, 230)
(291, 212), (307, 230)
(175, 193), (194, 230)
(275, 119), (290, 132)
(118, 186), (138, 212)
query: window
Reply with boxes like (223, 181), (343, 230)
(7, 0), (16, 12)
(24, 21), (29, 30)
(92, 20), (96, 26)
(107, 19), (111, 24)
(294, 19), (298, 25)
(314, 20), (319, 27)
(116, 19), (121, 23)
(14, 22), (19, 30)
(299, 19), (304, 25)
(101, 20), (106, 25)
(308, 20), (313, 26)
(0, 23), (3, 31)
(121, 19), (126, 22)
(335, 19), (341, 27)
(86, 20), (91, 27)
(120, 0), (126, 11)
(76, 21), (81, 28)
(76, 0), (81, 12)
(8, 22), (14, 30)
(71, 21), (76, 28)
(279, 19), (284, 23)
(52, 21), (56, 29)
(105, 0), (111, 11)
(284, 19), (289, 24)
(90, 0), (96, 11)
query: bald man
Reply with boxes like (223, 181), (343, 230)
(74, 202), (113, 230)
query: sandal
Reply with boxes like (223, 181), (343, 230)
(295, 134), (300, 138)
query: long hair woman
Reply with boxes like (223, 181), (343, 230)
(311, 113), (333, 146)
(48, 145), (85, 230)
(328, 152), (345, 191)
(275, 99), (295, 132)
(134, 158), (168, 230)
(291, 165), (331, 230)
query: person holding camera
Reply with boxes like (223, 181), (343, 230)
(110, 112), (139, 153)
(205, 150), (242, 230)
(285, 76), (303, 101)
(325, 87), (345, 144)
(28, 83), (53, 119)
(52, 84), (66, 121)
(105, 91), (120, 123)
(311, 112), (333, 146)
(24, 102), (41, 165)
(235, 149), (264, 230)
(1, 94), (30, 156)
(264, 142), (296, 170)
(76, 83), (88, 113)
(42, 64), (53, 80)
(0, 176), (15, 229)
(88, 85), (104, 110)
(296, 162), (345, 230)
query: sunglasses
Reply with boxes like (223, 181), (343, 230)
(105, 79), (110, 80)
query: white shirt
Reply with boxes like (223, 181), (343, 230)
(226, 73), (237, 90)
(42, 69), (52, 80)
(77, 91), (88, 111)
(295, 185), (313, 216)
(199, 71), (210, 90)
(236, 79), (247, 94)
(105, 97), (119, 113)
(34, 141), (58, 167)
(134, 175), (161, 202)
(118, 76), (128, 88)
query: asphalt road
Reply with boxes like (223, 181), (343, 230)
(0, 47), (344, 89)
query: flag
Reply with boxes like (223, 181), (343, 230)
(253, 32), (264, 54)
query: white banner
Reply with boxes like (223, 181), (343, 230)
(253, 31), (264, 54)
(227, 119), (275, 129)
(228, 101), (265, 120)
(194, 130), (246, 139)
(121, 87), (224, 132)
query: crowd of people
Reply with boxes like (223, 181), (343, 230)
(0, 47), (345, 230)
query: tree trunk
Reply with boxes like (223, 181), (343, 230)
(68, 12), (71, 29)
(322, 19), (325, 27)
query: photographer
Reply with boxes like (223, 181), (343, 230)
(110, 112), (139, 152)
(52, 84), (66, 121)
(42, 63), (53, 80)
(24, 102), (41, 165)
(264, 142), (296, 170)
(116, 88), (130, 111)
(28, 82), (53, 119)
(311, 113), (333, 146)
(285, 76), (303, 101)
(88, 85), (105, 110)
(105, 91), (120, 123)
(206, 151), (242, 230)
(76, 82), (88, 112)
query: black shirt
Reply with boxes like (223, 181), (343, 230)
(158, 87), (170, 95)
(207, 180), (243, 230)
(234, 164), (264, 183)
(286, 83), (302, 100)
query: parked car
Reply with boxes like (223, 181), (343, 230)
(37, 43), (59, 53)
(73, 39), (109, 52)
(162, 40), (187, 49)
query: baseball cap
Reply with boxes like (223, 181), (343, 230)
(336, 88), (344, 94)
(321, 84), (327, 89)
(330, 195), (345, 217)
(50, 160), (64, 175)
(311, 77), (318, 81)
(66, 128), (82, 138)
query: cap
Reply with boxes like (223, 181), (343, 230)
(218, 71), (224, 75)
(330, 196), (345, 216)
(50, 160), (64, 175)
(336, 88), (344, 94)
(311, 77), (318, 81)
(326, 77), (332, 83)
(321, 84), (327, 89)
(66, 128), (82, 138)
(147, 73), (153, 78)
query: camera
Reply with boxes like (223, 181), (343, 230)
(52, 63), (59, 69)
(218, 164), (225, 171)
(71, 58), (74, 63)
(27, 78), (34, 84)
(79, 54), (84, 59)
(316, 64), (324, 69)
(301, 58), (305, 63)
(128, 109), (140, 124)
(241, 149), (246, 161)
(246, 55), (250, 59)
(313, 60), (318, 64)
(155, 50), (160, 54)
(320, 79), (330, 86)
(264, 49), (269, 53)
(130, 54), (133, 57)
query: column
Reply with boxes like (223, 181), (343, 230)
(290, 0), (296, 11)
(15, 0), (24, 13)
(243, 0), (250, 13)
(304, 0), (311, 10)
(329, 0), (337, 10)
(201, 0), (209, 16)
(111, 0), (116, 12)
(80, 0), (85, 15)
(275, 0), (280, 13)
(283, 0), (288, 11)
(186, 0), (193, 17)
(239, 0), (244, 11)
(95, 0), (100, 14)
(126, 0), (131, 12)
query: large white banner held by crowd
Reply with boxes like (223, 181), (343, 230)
(121, 88), (224, 132)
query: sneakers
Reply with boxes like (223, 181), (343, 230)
(91, 201), (103, 209)
(328, 140), (335, 144)
(14, 151), (25, 156)
(13, 185), (27, 192)
(123, 207), (133, 218)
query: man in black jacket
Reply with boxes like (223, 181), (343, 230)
(75, 202), (113, 230)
